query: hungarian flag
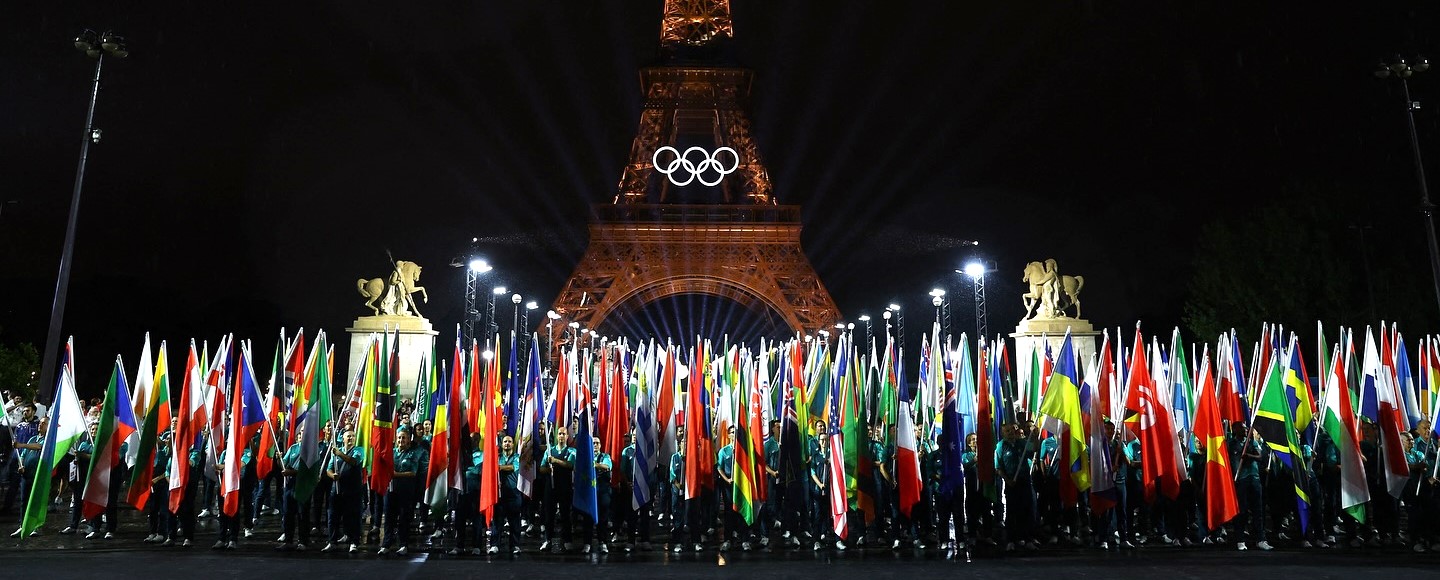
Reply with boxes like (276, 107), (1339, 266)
(127, 340), (172, 511)
(169, 342), (206, 514)
(20, 340), (87, 537)
(83, 356), (139, 520)
(1320, 341), (1368, 523)
(1192, 349), (1237, 531)
(222, 346), (267, 517)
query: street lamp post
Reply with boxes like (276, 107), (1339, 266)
(887, 304), (904, 351)
(929, 289), (947, 341)
(546, 310), (562, 373)
(960, 261), (990, 341)
(452, 245), (492, 347)
(857, 315), (872, 350)
(38, 30), (128, 401)
(488, 286), (506, 349)
(1376, 56), (1440, 317)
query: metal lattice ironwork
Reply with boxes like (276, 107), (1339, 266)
(662, 0), (733, 47)
(547, 2), (837, 349)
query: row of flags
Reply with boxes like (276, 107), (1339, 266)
(18, 319), (1437, 538)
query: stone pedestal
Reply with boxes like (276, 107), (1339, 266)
(346, 315), (438, 400)
(1011, 317), (1101, 398)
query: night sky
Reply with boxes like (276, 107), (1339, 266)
(3, 1), (1439, 392)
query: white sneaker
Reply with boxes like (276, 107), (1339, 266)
(294, 542), (306, 551)
(243, 528), (254, 539)
(277, 533), (288, 543)
(835, 540), (847, 551)
(892, 539), (902, 550)
(182, 539), (193, 547)
(104, 532), (114, 539)
(1120, 540), (1135, 549)
(1098, 541), (1110, 550)
(396, 545), (407, 555)
(1237, 542), (1248, 551)
(673, 544), (684, 553)
(59, 526), (76, 535)
(377, 547), (388, 555)
(599, 543), (610, 554)
(693, 543), (704, 552)
(488, 545), (500, 555)
(198, 509), (212, 517)
(161, 538), (174, 546)
(349, 544), (360, 554)
(321, 543), (335, 553)
(719, 541), (729, 552)
(86, 531), (100, 539)
(813, 541), (822, 551)
(1256, 541), (1273, 551)
(226, 541), (237, 550)
(213, 540), (226, 549)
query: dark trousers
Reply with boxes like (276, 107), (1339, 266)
(281, 479), (311, 544)
(936, 490), (964, 542)
(546, 476), (574, 542)
(148, 480), (174, 536)
(454, 491), (484, 550)
(1236, 477), (1266, 542)
(383, 486), (416, 548)
(491, 491), (523, 549)
(1003, 473), (1037, 542)
(177, 476), (199, 541)
(329, 484), (362, 542)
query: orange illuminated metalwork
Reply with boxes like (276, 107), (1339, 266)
(545, 2), (840, 348)
(662, 0), (733, 46)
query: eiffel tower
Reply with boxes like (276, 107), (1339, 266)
(545, 0), (840, 345)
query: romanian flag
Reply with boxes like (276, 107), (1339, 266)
(83, 356), (139, 520)
(1038, 330), (1090, 493)
(1193, 349), (1237, 530)
(127, 340), (172, 511)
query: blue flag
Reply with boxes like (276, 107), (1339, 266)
(572, 404), (598, 523)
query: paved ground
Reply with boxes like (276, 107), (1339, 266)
(0, 502), (1433, 578)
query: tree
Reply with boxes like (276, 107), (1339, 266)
(0, 341), (41, 401)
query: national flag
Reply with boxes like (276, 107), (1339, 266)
(284, 329), (305, 446)
(826, 410), (848, 539)
(1218, 332), (1249, 423)
(1192, 348), (1238, 530)
(1365, 326), (1409, 498)
(1038, 330), (1090, 493)
(516, 336), (543, 498)
(82, 356), (139, 520)
(939, 335), (966, 495)
(733, 360), (762, 525)
(127, 340), (172, 511)
(294, 332), (333, 504)
(1321, 340), (1369, 523)
(125, 335), (154, 469)
(168, 342), (205, 514)
(633, 347), (657, 510)
(1122, 327), (1181, 501)
(1395, 333), (1420, 429)
(1086, 345), (1119, 515)
(20, 340), (87, 536)
(895, 399), (923, 517)
(573, 401), (599, 524)
(254, 334), (284, 481)
(368, 329), (399, 495)
(425, 339), (456, 515)
(1253, 347), (1313, 532)
(479, 333), (502, 524)
(222, 345), (267, 517)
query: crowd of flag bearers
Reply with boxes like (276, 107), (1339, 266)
(10, 318), (1440, 557)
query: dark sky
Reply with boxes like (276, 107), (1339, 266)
(3, 1), (1438, 391)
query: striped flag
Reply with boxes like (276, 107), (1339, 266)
(20, 340), (87, 536)
(168, 342), (206, 514)
(82, 355), (138, 520)
(128, 340), (171, 511)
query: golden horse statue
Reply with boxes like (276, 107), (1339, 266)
(1021, 259), (1084, 320)
(357, 260), (428, 317)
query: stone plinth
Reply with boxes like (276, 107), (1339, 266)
(346, 315), (438, 399)
(1011, 318), (1100, 410)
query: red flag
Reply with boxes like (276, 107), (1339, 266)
(1194, 350), (1238, 530)
(1122, 328), (1181, 502)
(168, 343), (205, 514)
(479, 337), (501, 523)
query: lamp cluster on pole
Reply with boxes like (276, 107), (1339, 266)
(1376, 55), (1440, 317)
(38, 30), (128, 403)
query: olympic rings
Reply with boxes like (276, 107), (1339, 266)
(651, 146), (740, 187)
